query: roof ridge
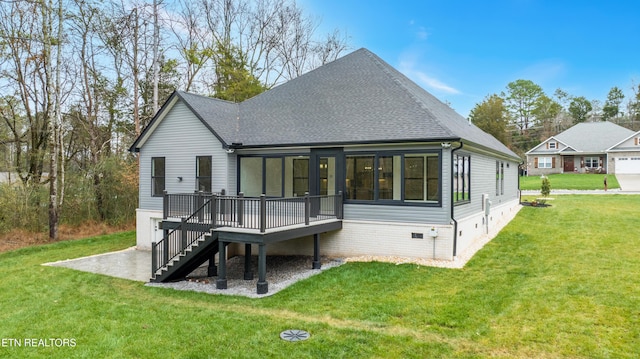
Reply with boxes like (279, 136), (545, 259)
(178, 90), (238, 105)
(360, 50), (454, 135)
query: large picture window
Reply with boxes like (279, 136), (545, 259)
(239, 157), (263, 197)
(345, 156), (375, 200)
(345, 152), (439, 204)
(584, 157), (599, 168)
(151, 157), (165, 197)
(292, 158), (308, 196)
(538, 157), (552, 168)
(240, 156), (308, 197)
(196, 156), (212, 192)
(454, 154), (470, 203)
(265, 157), (283, 197)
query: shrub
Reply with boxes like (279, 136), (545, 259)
(540, 176), (551, 197)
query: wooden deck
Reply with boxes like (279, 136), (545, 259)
(154, 192), (343, 293)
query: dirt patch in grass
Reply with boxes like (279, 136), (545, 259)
(0, 221), (134, 253)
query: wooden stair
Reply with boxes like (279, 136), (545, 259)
(151, 232), (220, 282)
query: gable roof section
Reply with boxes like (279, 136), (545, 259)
(607, 130), (640, 151)
(526, 136), (566, 154)
(552, 122), (634, 153)
(131, 48), (519, 160)
(130, 91), (238, 151)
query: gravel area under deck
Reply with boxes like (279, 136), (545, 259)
(146, 255), (345, 298)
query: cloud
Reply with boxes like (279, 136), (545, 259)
(408, 20), (429, 41)
(416, 27), (429, 40)
(398, 57), (461, 95)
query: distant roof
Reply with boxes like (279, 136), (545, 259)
(554, 122), (635, 153)
(132, 48), (519, 160)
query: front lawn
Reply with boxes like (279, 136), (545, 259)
(519, 173), (619, 190)
(1, 196), (639, 358)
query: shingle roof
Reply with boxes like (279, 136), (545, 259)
(135, 48), (519, 159)
(553, 122), (635, 153)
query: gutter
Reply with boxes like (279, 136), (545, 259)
(450, 141), (463, 259)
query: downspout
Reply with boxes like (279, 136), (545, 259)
(450, 141), (463, 259)
(519, 160), (524, 204)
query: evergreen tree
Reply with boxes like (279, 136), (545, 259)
(469, 94), (510, 147)
(212, 45), (266, 102)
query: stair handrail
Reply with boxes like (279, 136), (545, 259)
(152, 195), (216, 275)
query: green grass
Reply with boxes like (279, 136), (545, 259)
(1, 196), (640, 358)
(519, 173), (619, 190)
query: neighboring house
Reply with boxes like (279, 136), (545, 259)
(607, 129), (640, 174)
(525, 122), (640, 176)
(130, 48), (522, 293)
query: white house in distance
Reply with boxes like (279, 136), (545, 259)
(525, 122), (640, 176)
(129, 48), (522, 293)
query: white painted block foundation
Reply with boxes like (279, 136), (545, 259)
(136, 197), (521, 262)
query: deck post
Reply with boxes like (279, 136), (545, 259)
(162, 229), (169, 265)
(312, 234), (321, 269)
(196, 191), (204, 222)
(244, 243), (253, 280)
(163, 190), (168, 219)
(180, 218), (187, 249)
(238, 192), (244, 226)
(257, 244), (268, 294)
(337, 191), (343, 219)
(208, 248), (217, 276)
(151, 241), (157, 277)
(304, 192), (310, 225)
(211, 193), (218, 229)
(260, 194), (266, 233)
(216, 241), (227, 289)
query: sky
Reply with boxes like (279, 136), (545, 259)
(299, 0), (640, 118)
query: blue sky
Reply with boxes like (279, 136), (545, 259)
(300, 0), (640, 118)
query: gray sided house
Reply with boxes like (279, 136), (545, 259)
(130, 48), (521, 293)
(525, 122), (640, 176)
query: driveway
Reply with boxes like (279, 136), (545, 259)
(616, 174), (640, 192)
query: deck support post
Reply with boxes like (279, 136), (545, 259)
(256, 244), (268, 294)
(244, 243), (253, 280)
(312, 233), (321, 269)
(216, 241), (227, 289)
(207, 249), (217, 277)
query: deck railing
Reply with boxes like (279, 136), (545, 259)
(163, 190), (225, 219)
(163, 191), (343, 233)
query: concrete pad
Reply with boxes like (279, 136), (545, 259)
(43, 247), (151, 282)
(616, 174), (640, 192)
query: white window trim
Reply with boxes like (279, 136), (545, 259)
(539, 157), (552, 168)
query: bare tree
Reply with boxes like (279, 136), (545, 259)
(0, 1), (51, 186)
(195, 0), (349, 91)
(167, 0), (215, 92)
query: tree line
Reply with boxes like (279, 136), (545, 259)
(0, 0), (349, 239)
(469, 79), (640, 157)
